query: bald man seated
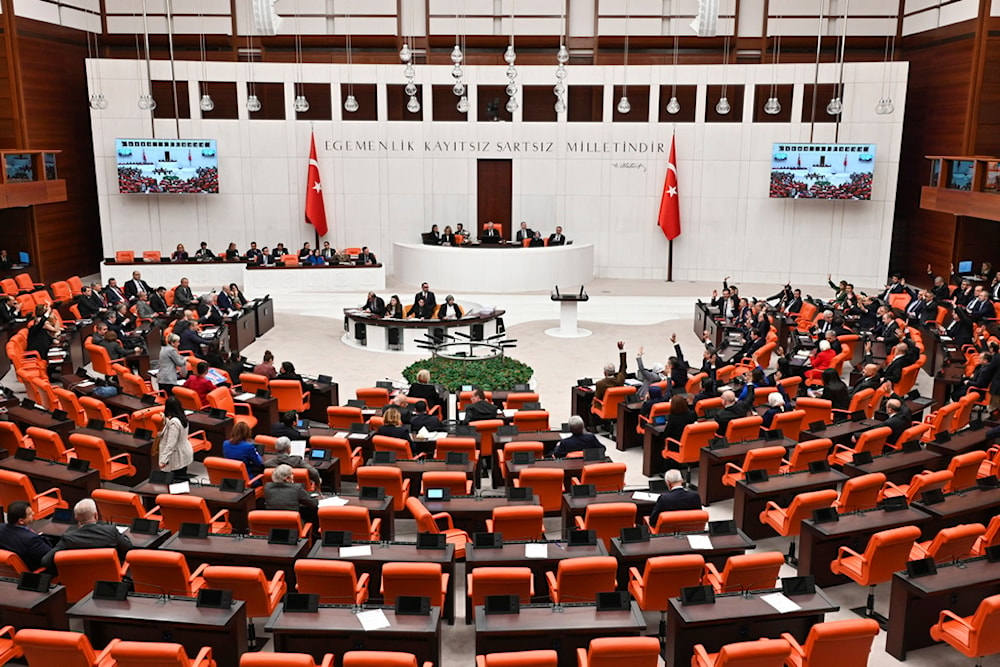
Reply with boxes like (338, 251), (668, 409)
(41, 498), (132, 573)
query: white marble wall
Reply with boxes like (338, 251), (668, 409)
(89, 58), (907, 288)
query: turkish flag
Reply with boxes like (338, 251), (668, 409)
(305, 133), (329, 237)
(657, 135), (681, 241)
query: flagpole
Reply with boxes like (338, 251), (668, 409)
(667, 241), (673, 282)
(310, 121), (320, 247)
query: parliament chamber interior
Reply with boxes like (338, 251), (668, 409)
(0, 0), (999, 665)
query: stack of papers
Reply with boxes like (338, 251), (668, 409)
(340, 545), (373, 558)
(760, 592), (801, 614)
(687, 535), (713, 550)
(632, 491), (660, 502)
(318, 496), (350, 508)
(525, 543), (548, 559)
(235, 392), (255, 401)
(356, 608), (391, 631)
(347, 432), (367, 440)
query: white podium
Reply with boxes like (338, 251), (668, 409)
(545, 291), (591, 338)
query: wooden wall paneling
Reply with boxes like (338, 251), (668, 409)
(799, 83), (841, 124)
(522, 85), (558, 123)
(974, 31), (1000, 155)
(386, 84), (423, 121)
(477, 85), (514, 123)
(567, 85), (602, 123)
(0, 33), (17, 147)
(431, 85), (468, 122)
(953, 215), (1000, 269)
(476, 159), (513, 239)
(339, 83), (378, 121)
(294, 83), (332, 121)
(248, 82), (285, 120)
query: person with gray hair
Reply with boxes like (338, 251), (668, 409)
(264, 436), (322, 486)
(157, 332), (187, 391)
(551, 415), (605, 458)
(263, 463), (318, 517)
(437, 294), (461, 319)
(594, 341), (627, 402)
(648, 469), (702, 527)
(41, 498), (132, 573)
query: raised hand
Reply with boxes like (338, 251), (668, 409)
(616, 340), (624, 350)
(670, 333), (677, 344)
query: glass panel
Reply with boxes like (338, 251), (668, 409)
(43, 153), (57, 180)
(4, 154), (34, 182)
(946, 160), (973, 190)
(985, 161), (1000, 194)
(928, 159), (941, 188)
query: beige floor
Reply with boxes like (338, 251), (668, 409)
(45, 275), (974, 665)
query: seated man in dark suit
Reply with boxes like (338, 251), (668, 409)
(410, 400), (445, 433)
(0, 501), (53, 572)
(271, 411), (306, 440)
(463, 388), (499, 423)
(356, 247), (378, 265)
(362, 292), (386, 316)
(123, 271), (153, 301)
(263, 464), (318, 525)
(648, 469), (702, 527)
(41, 499), (131, 573)
(515, 221), (534, 243)
(173, 277), (196, 308)
(407, 369), (444, 413)
(713, 385), (756, 436)
(196, 294), (224, 327)
(881, 398), (912, 446)
(528, 232), (545, 247)
(264, 436), (321, 487)
(76, 286), (105, 319)
(551, 415), (605, 458)
(548, 226), (566, 246)
(480, 221), (502, 244)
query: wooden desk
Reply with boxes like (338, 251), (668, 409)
(476, 602), (646, 667)
(251, 296), (275, 338)
(6, 405), (75, 439)
(246, 396), (278, 437)
(262, 454), (341, 494)
(886, 557), (1000, 660)
(266, 604), (440, 666)
(665, 589), (839, 667)
(801, 419), (884, 445)
(0, 455), (100, 506)
(420, 495), (539, 536)
(160, 533), (309, 586)
(842, 448), (944, 485)
(338, 494), (396, 541)
(492, 432), (564, 487)
(616, 402), (642, 451)
(559, 491), (656, 539)
(571, 386), (595, 423)
(227, 311), (256, 354)
(911, 487), (1000, 536)
(307, 541), (456, 624)
(610, 531), (755, 583)
(698, 437), (797, 505)
(505, 458), (599, 491)
(642, 424), (669, 477)
(367, 459), (478, 491)
(132, 480), (258, 532)
(733, 470), (848, 540)
(34, 520), (171, 549)
(0, 577), (69, 630)
(69, 593), (247, 666)
(304, 381), (340, 424)
(797, 508), (932, 587)
(76, 426), (154, 485)
(924, 427), (992, 457)
(465, 541), (607, 621)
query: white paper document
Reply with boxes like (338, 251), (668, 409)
(168, 481), (191, 494)
(524, 543), (549, 559)
(289, 440), (307, 457)
(357, 608), (391, 631)
(318, 496), (350, 507)
(235, 392), (255, 401)
(760, 592), (802, 614)
(687, 535), (713, 550)
(339, 545), (373, 558)
(632, 491), (660, 502)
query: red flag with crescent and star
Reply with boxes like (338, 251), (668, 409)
(657, 134), (681, 241)
(305, 133), (329, 237)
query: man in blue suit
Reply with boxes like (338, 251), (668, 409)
(0, 501), (52, 571)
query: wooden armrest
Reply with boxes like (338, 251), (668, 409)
(300, 522), (313, 537)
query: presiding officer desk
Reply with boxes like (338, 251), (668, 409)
(393, 241), (594, 293)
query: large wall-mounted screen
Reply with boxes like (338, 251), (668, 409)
(116, 139), (218, 194)
(770, 143), (875, 200)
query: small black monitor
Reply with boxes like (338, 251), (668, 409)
(308, 448), (331, 461)
(811, 507), (839, 524)
(19, 398), (34, 409)
(648, 478), (668, 494)
(133, 428), (153, 441)
(902, 440), (922, 453)
(906, 557), (938, 578)
(506, 486), (533, 501)
(317, 374), (333, 385)
(67, 458), (90, 473)
(149, 470), (174, 485)
(376, 381), (394, 390)
(322, 530), (352, 547)
(395, 595), (431, 615)
(763, 429), (784, 442)
(879, 496), (908, 512)
(484, 594), (520, 615)
(577, 378), (593, 387)
(130, 517), (160, 535)
(268, 528), (298, 545)
(808, 420), (827, 433)
(372, 451), (397, 464)
(86, 419), (105, 431)
(359, 486), (385, 500)
(567, 529), (597, 547)
(497, 425), (519, 437)
(283, 593), (319, 613)
(17, 571), (51, 592)
(934, 430), (952, 444)
(986, 545), (1000, 563)
(51, 409), (68, 422)
(473, 532), (503, 549)
(346, 399), (366, 409)
(583, 448), (604, 461)
(969, 419), (985, 431)
(921, 488), (946, 506)
(179, 522), (210, 539)
(511, 451), (536, 465)
(781, 575), (816, 597)
(349, 422), (369, 434)
(560, 422), (571, 433)
(208, 408), (227, 420)
(849, 410), (866, 422)
(620, 526), (650, 543)
(14, 447), (36, 462)
(219, 478), (246, 493)
(745, 469), (769, 484)
(852, 451), (874, 466)
(445, 451), (469, 465)
(522, 402), (542, 411)
(93, 580), (130, 601)
(196, 588), (233, 609)
(708, 437), (728, 451)
(571, 484), (597, 499)
(455, 425), (475, 436)
(513, 384), (530, 392)
(596, 591), (630, 611)
(140, 394), (157, 406)
(51, 507), (74, 524)
(708, 520), (737, 536)
(808, 460), (830, 474)
(255, 389), (271, 399)
(680, 585), (716, 606)
(416, 532), (446, 550)
(425, 488), (451, 502)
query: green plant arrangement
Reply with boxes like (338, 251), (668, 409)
(402, 356), (533, 392)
